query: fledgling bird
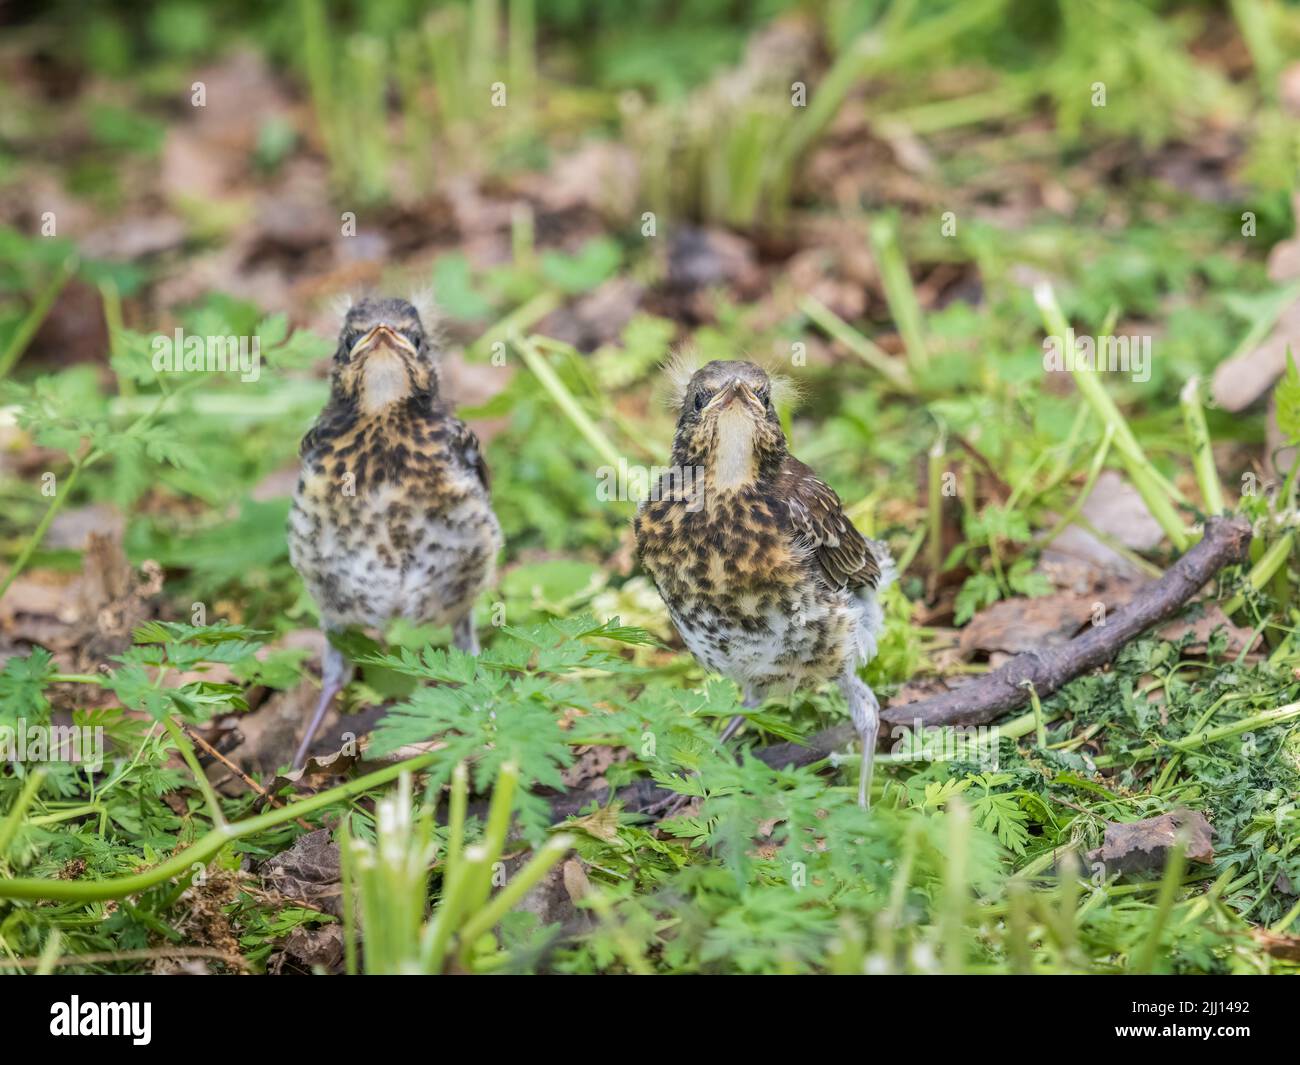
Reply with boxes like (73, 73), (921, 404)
(634, 357), (894, 807)
(287, 296), (502, 768)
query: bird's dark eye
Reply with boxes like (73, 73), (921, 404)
(693, 390), (709, 412)
(759, 388), (771, 408)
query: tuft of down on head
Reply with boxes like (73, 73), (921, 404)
(405, 286), (444, 349)
(659, 350), (800, 414)
(330, 291), (355, 323)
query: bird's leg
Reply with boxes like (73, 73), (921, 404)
(840, 672), (880, 808)
(292, 641), (353, 770)
(648, 689), (761, 818)
(719, 688), (761, 745)
(452, 612), (480, 655)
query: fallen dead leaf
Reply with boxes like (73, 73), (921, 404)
(561, 743), (624, 790)
(959, 593), (1096, 658)
(1038, 470), (1168, 587)
(272, 924), (345, 974)
(225, 679), (318, 776)
(1157, 604), (1260, 657)
(1249, 928), (1300, 962)
(45, 503), (126, 551)
(1085, 810), (1214, 876)
(539, 276), (644, 352)
(260, 829), (343, 917)
(564, 804), (623, 843)
(667, 226), (762, 294)
(1212, 190), (1300, 413)
(267, 745), (360, 793)
(1078, 470), (1166, 551)
(520, 140), (640, 220)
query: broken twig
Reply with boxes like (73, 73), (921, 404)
(559, 516), (1251, 817)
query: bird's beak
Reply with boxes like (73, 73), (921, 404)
(350, 324), (417, 359)
(704, 379), (764, 417)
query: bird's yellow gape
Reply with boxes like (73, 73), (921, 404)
(350, 322), (418, 359)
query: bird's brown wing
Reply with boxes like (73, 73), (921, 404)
(451, 417), (491, 491)
(778, 456), (882, 593)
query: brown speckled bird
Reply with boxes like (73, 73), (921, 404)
(634, 357), (894, 807)
(287, 296), (502, 768)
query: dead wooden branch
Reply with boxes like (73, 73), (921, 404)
(553, 516), (1251, 818)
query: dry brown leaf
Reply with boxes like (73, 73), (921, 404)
(1212, 191), (1300, 412)
(565, 804), (623, 843)
(959, 593), (1096, 658)
(1080, 470), (1167, 551)
(268, 746), (360, 793)
(1249, 928), (1300, 962)
(1157, 604), (1260, 656)
(1086, 810), (1214, 875)
(260, 828), (343, 916)
(561, 743), (624, 790)
(284, 924), (345, 971)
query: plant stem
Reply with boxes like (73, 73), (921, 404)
(511, 332), (624, 470)
(1039, 424), (1114, 550)
(1222, 530), (1294, 615)
(1034, 283), (1189, 550)
(0, 256), (77, 381)
(458, 833), (571, 951)
(468, 290), (560, 360)
(775, 0), (1005, 179)
(0, 753), (440, 901)
(422, 843), (479, 972)
(161, 716), (226, 828)
(507, 0), (536, 116)
(926, 435), (945, 592)
(464, 761), (517, 916)
(445, 761), (468, 871)
(0, 770), (46, 860)
(870, 214), (930, 374)
(1179, 376), (1224, 515)
(0, 454), (88, 600)
(1021, 681), (1047, 747)
(939, 798), (970, 973)
(1130, 835), (1187, 974)
(1093, 700), (1300, 768)
(339, 816), (359, 976)
(799, 295), (914, 392)
(875, 79), (1036, 136)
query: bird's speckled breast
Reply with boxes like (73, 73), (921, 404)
(635, 487), (860, 692)
(289, 405), (501, 630)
